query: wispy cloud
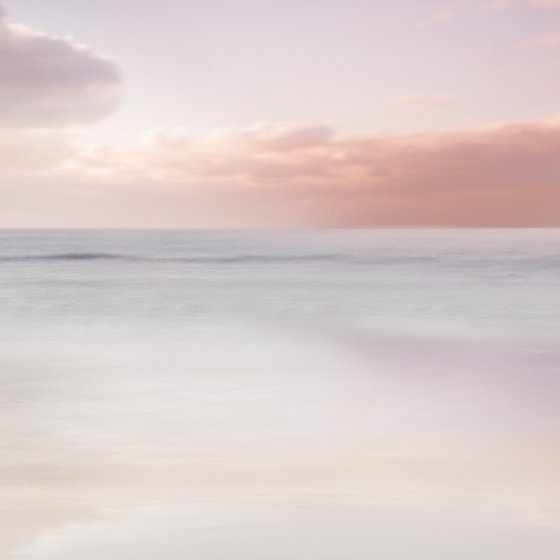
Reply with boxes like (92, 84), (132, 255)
(387, 94), (456, 109)
(517, 33), (560, 50)
(486, 0), (560, 12)
(417, 7), (458, 26)
(487, 0), (515, 10)
(531, 0), (560, 7)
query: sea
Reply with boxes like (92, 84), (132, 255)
(1, 229), (559, 559)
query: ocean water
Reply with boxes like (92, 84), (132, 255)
(1, 229), (559, 559)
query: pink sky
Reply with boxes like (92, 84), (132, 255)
(1, 1), (559, 227)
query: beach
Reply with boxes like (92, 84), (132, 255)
(1, 229), (559, 559)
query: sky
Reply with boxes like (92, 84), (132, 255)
(1, 0), (560, 227)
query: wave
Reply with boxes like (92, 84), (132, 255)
(0, 252), (129, 262)
(0, 252), (343, 265)
(1, 251), (559, 268)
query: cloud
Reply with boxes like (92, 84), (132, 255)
(0, 130), (75, 172)
(497, 0), (560, 9)
(16, 115), (551, 228)
(488, 0), (514, 10)
(517, 33), (560, 50)
(485, 1), (560, 12)
(531, 0), (560, 7)
(0, 7), (120, 128)
(3, 115), (560, 227)
(417, 7), (458, 26)
(387, 94), (456, 109)
(1, 4), (557, 228)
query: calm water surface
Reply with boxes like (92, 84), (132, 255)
(1, 229), (559, 559)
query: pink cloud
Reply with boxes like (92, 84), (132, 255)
(517, 33), (560, 49)
(486, 1), (560, 12)
(2, 111), (560, 228)
(488, 0), (514, 10)
(417, 7), (458, 26)
(0, 130), (75, 172)
(0, 7), (120, 128)
(531, 0), (560, 7)
(387, 94), (456, 109)
(56, 116), (560, 227)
